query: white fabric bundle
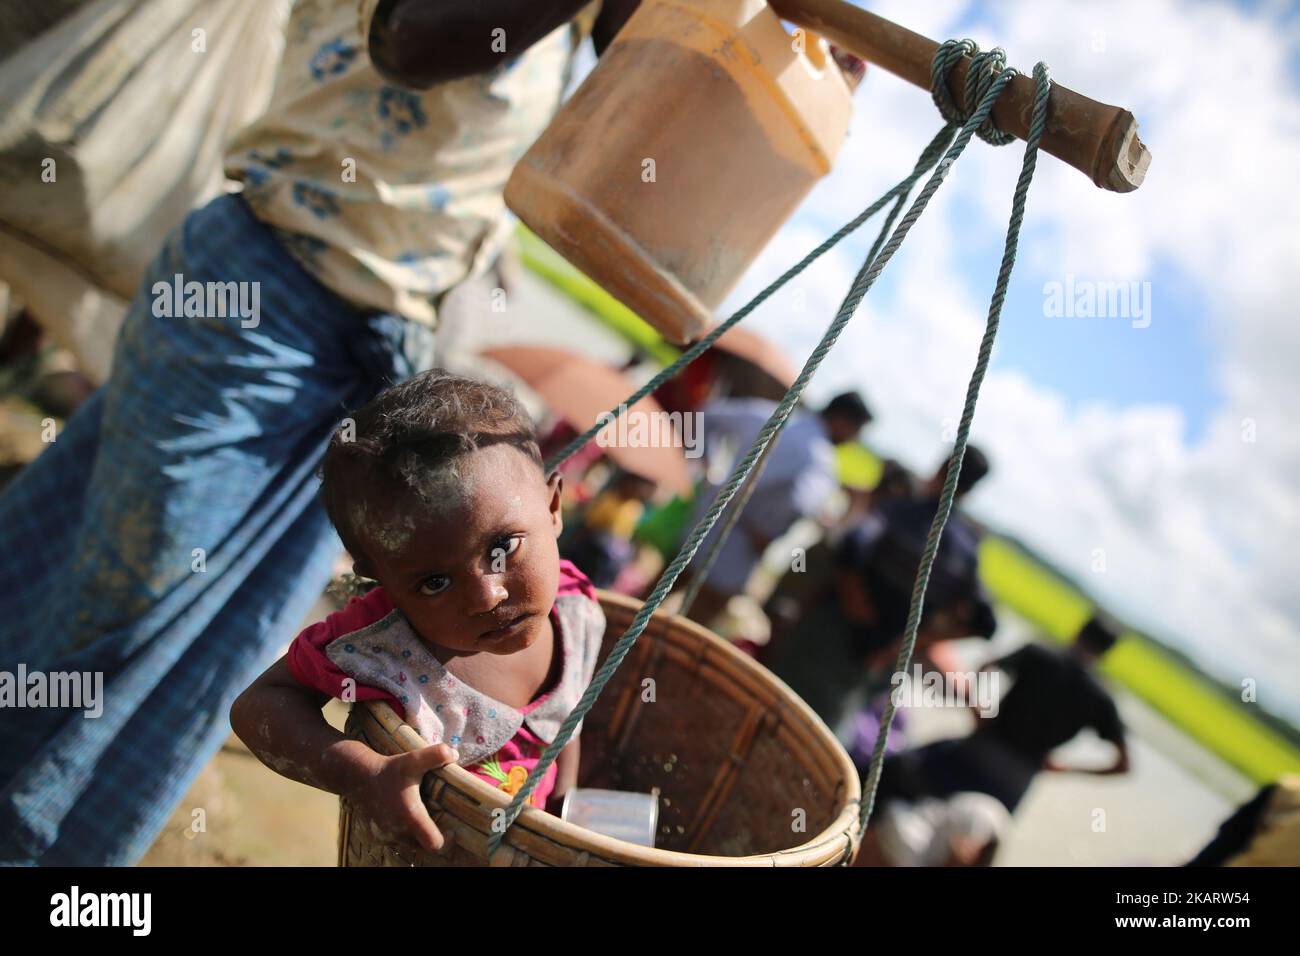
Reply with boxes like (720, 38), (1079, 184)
(0, 0), (288, 381)
(876, 792), (1012, 866)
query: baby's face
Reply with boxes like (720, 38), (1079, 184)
(354, 443), (563, 657)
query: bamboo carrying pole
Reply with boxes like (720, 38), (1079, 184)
(768, 0), (1151, 192)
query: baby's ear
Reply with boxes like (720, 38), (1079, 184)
(546, 470), (564, 535)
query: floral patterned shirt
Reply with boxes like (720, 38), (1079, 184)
(224, 0), (600, 326)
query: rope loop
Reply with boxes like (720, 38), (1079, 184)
(931, 38), (1019, 146)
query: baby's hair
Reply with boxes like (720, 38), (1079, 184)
(320, 369), (544, 567)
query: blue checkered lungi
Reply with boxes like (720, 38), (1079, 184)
(0, 193), (435, 864)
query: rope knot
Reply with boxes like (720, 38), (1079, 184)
(931, 38), (1019, 146)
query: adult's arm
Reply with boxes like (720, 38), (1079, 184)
(1043, 741), (1129, 775)
(987, 644), (1029, 677)
(592, 0), (642, 54)
(1089, 693), (1131, 774)
(1043, 694), (1130, 775)
(368, 0), (598, 89)
(1101, 740), (1131, 775)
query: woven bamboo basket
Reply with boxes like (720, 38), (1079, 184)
(338, 590), (862, 866)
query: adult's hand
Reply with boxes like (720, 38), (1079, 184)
(369, 0), (599, 89)
(592, 0), (643, 55)
(829, 44), (866, 89)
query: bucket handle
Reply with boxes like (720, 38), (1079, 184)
(784, 22), (832, 75)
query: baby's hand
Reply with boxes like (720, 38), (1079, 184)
(347, 744), (460, 855)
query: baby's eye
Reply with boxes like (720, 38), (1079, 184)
(418, 575), (451, 597)
(488, 535), (521, 566)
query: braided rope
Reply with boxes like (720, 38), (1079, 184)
(857, 60), (1053, 833)
(677, 185), (914, 613)
(930, 38), (1019, 146)
(483, 48), (1029, 858)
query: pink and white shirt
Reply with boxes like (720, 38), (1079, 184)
(288, 560), (606, 808)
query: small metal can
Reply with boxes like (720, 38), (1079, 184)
(561, 788), (659, 848)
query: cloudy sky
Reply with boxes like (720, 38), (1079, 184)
(700, 0), (1300, 725)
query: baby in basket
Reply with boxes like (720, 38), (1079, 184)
(231, 369), (606, 855)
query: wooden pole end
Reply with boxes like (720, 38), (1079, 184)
(1099, 112), (1151, 193)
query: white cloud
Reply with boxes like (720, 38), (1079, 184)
(722, 0), (1300, 722)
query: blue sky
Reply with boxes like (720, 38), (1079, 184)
(940, 0), (1226, 445)
(797, 3), (1230, 444)
(934, 233), (1222, 444)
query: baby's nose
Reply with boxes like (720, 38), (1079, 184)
(466, 572), (509, 613)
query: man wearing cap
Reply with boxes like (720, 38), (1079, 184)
(678, 391), (873, 629)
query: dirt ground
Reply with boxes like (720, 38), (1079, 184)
(137, 586), (349, 866)
(139, 698), (349, 867)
